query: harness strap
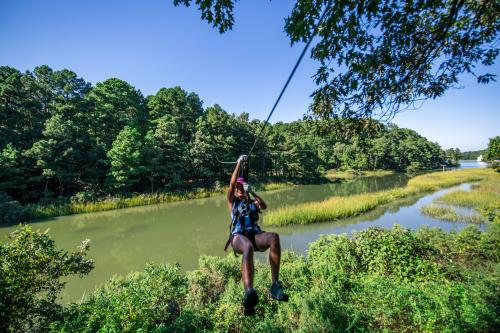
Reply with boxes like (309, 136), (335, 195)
(224, 198), (259, 252)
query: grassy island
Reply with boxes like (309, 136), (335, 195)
(264, 168), (497, 226)
(420, 169), (499, 224)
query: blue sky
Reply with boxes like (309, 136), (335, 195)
(1, 0), (498, 151)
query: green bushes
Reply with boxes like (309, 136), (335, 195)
(41, 224), (500, 332)
(0, 192), (28, 224)
(0, 226), (93, 332)
(2, 224), (497, 332)
(51, 264), (193, 333)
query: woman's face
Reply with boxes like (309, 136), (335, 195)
(236, 183), (245, 199)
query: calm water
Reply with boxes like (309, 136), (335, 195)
(458, 159), (488, 169)
(0, 163), (485, 302)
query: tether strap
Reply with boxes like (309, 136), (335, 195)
(247, 6), (329, 158)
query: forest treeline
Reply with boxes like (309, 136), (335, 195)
(1, 65), (450, 206)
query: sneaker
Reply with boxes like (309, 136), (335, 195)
(269, 281), (289, 302)
(242, 288), (259, 316)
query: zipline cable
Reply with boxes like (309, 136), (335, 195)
(246, 6), (329, 158)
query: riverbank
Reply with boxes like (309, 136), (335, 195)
(24, 180), (294, 222)
(325, 169), (396, 179)
(264, 168), (496, 226)
(22, 170), (402, 222)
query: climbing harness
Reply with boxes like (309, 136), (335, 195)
(223, 194), (262, 253)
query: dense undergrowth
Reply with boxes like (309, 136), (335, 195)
(264, 168), (493, 226)
(2, 223), (499, 332)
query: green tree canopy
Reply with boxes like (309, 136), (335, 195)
(86, 78), (147, 149)
(147, 86), (203, 143)
(484, 136), (500, 161)
(174, 0), (499, 121)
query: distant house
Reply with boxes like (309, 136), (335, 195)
(477, 155), (483, 162)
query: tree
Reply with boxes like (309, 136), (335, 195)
(147, 86), (203, 143)
(0, 144), (26, 199)
(26, 113), (105, 197)
(86, 78), (147, 149)
(147, 115), (187, 190)
(190, 105), (237, 181)
(174, 0), (499, 121)
(484, 136), (500, 172)
(445, 148), (461, 166)
(0, 66), (44, 150)
(107, 126), (157, 191)
(484, 136), (500, 161)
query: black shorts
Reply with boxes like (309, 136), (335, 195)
(231, 230), (265, 252)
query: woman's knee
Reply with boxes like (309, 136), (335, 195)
(234, 236), (253, 256)
(270, 232), (280, 246)
(243, 241), (254, 256)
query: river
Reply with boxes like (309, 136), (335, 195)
(0, 161), (486, 302)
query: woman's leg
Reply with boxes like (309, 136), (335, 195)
(231, 234), (255, 291)
(255, 232), (281, 283)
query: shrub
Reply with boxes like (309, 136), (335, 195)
(353, 226), (442, 281)
(69, 190), (98, 204)
(490, 160), (500, 172)
(0, 226), (93, 332)
(0, 192), (27, 224)
(52, 263), (190, 333)
(7, 224), (499, 332)
(406, 161), (423, 174)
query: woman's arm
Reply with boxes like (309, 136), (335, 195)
(250, 191), (267, 210)
(227, 155), (246, 210)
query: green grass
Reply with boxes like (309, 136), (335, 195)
(325, 169), (396, 179)
(263, 168), (494, 226)
(437, 182), (499, 209)
(255, 181), (294, 192)
(427, 171), (500, 223)
(27, 189), (222, 220)
(420, 205), (485, 223)
(26, 181), (295, 221)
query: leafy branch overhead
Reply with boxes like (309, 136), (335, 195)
(173, 0), (499, 120)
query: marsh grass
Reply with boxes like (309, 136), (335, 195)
(325, 169), (396, 179)
(27, 189), (220, 220)
(26, 181), (294, 220)
(429, 171), (500, 223)
(437, 188), (499, 209)
(264, 168), (493, 226)
(420, 205), (485, 223)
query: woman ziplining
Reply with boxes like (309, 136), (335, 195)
(218, 7), (328, 316)
(225, 154), (288, 316)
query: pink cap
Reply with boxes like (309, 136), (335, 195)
(236, 177), (245, 185)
